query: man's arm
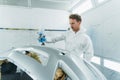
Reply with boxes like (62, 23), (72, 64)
(46, 34), (66, 43)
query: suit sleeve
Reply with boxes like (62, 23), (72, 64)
(46, 33), (66, 43)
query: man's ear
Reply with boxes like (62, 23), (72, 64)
(79, 21), (81, 24)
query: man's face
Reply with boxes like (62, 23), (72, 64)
(69, 19), (81, 32)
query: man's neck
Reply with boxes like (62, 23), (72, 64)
(74, 28), (80, 33)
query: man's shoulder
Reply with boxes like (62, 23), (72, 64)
(79, 33), (91, 41)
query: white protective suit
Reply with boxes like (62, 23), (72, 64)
(47, 28), (94, 61)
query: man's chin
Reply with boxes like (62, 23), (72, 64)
(72, 29), (75, 32)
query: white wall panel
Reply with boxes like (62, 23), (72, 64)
(82, 0), (120, 62)
(0, 5), (69, 29)
(0, 6), (69, 52)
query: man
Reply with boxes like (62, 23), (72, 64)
(47, 14), (94, 61)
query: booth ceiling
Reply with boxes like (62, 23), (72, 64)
(0, 0), (84, 11)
